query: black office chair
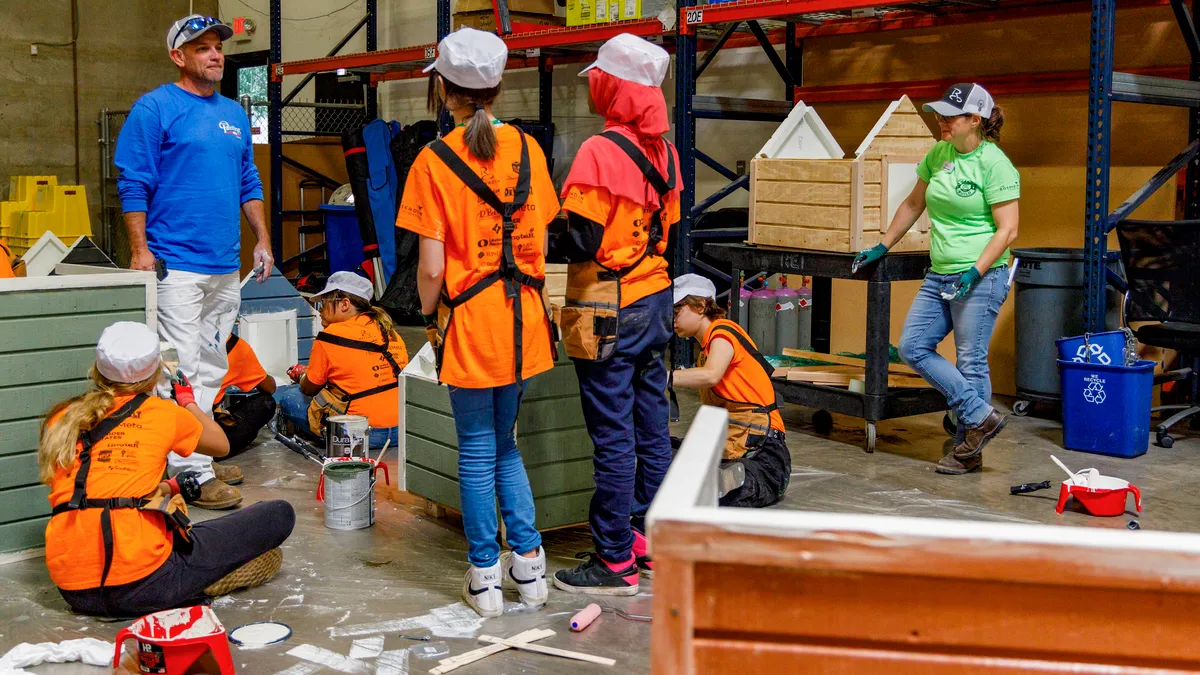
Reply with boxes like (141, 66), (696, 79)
(1115, 219), (1200, 448)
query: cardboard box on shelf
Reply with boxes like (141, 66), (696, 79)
(453, 9), (565, 30)
(566, 0), (664, 26)
(456, 0), (558, 12)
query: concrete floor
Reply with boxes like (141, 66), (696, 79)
(4, 369), (1199, 673)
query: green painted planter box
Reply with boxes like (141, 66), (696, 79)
(0, 272), (156, 554)
(404, 349), (595, 531)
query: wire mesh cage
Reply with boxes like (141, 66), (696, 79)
(281, 100), (368, 138)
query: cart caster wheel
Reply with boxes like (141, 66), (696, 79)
(865, 422), (877, 453)
(942, 413), (957, 437)
(813, 410), (833, 435)
(1012, 400), (1031, 417)
(1158, 432), (1174, 449)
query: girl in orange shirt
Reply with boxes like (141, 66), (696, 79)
(396, 28), (559, 618)
(670, 275), (792, 509)
(41, 321), (294, 617)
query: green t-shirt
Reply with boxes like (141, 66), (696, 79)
(916, 140), (1020, 274)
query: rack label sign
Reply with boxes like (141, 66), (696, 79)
(425, 47), (436, 59)
(686, 9), (704, 24)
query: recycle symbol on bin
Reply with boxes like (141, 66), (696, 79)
(1073, 343), (1111, 365)
(1083, 379), (1107, 405)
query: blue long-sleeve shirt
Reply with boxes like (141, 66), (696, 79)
(115, 84), (263, 274)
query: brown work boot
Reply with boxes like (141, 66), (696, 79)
(213, 463), (243, 486)
(935, 409), (1008, 475)
(204, 548), (283, 597)
(194, 478), (243, 510)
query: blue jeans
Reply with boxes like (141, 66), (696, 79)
(274, 384), (398, 450)
(573, 288), (673, 563)
(448, 383), (541, 568)
(899, 266), (1010, 429)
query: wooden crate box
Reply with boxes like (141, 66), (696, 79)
(404, 346), (594, 531)
(750, 95), (935, 253)
(0, 271), (156, 554)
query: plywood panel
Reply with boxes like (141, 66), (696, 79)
(876, 113), (935, 137)
(861, 136), (937, 160)
(755, 203), (850, 229)
(0, 347), (95, 388)
(861, 230), (930, 252)
(0, 286), (144, 319)
(405, 405), (458, 447)
(0, 311), (146, 352)
(754, 181), (852, 207)
(750, 225), (851, 252)
(0, 452), (40, 491)
(519, 427), (594, 463)
(0, 419), (41, 457)
(754, 159), (854, 183)
(1, 379), (90, 421)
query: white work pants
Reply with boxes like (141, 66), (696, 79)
(157, 270), (241, 483)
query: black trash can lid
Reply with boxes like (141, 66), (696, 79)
(1012, 247), (1121, 261)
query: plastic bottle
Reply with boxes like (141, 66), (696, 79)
(748, 287), (777, 356)
(797, 277), (813, 350)
(775, 276), (799, 352)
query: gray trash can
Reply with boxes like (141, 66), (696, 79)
(1012, 247), (1122, 415)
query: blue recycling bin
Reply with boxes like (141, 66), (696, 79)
(320, 204), (364, 274)
(1058, 359), (1155, 458)
(1055, 330), (1129, 366)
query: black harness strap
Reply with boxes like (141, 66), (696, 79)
(597, 132), (677, 278)
(226, 333), (240, 353)
(427, 130), (555, 382)
(52, 393), (151, 592)
(708, 324), (782, 414)
(314, 330), (402, 401)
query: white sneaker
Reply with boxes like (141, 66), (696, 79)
(463, 562), (503, 618)
(502, 547), (548, 606)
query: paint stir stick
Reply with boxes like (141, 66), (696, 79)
(429, 628), (553, 674)
(477, 635), (615, 667)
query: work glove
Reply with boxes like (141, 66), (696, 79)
(287, 363), (308, 383)
(851, 243), (888, 273)
(171, 371), (196, 408)
(942, 267), (983, 301)
(423, 312), (442, 348)
(165, 470), (204, 503)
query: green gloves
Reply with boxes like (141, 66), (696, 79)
(943, 267), (983, 301)
(851, 243), (888, 273)
(421, 312), (437, 327)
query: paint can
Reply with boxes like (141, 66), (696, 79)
(323, 461), (375, 530)
(326, 414), (370, 460)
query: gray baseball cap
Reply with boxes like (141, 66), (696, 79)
(923, 82), (994, 118)
(167, 14), (233, 52)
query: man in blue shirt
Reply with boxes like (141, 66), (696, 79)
(116, 15), (273, 510)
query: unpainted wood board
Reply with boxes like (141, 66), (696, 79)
(545, 274), (567, 298)
(0, 311), (147, 353)
(876, 113), (935, 137)
(0, 452), (40, 491)
(1, 379), (90, 421)
(755, 203), (850, 229)
(786, 365), (864, 376)
(0, 419), (41, 457)
(750, 225), (852, 252)
(861, 229), (931, 252)
(476, 635), (616, 667)
(650, 556), (695, 675)
(0, 346), (95, 388)
(0, 516), (50, 554)
(862, 136), (937, 160)
(786, 370), (855, 385)
(0, 286), (144, 319)
(863, 160), (882, 183)
(755, 181), (852, 207)
(0, 484), (50, 522)
(754, 159), (855, 183)
(694, 639), (1064, 674)
(781, 348), (919, 376)
(850, 160), (865, 252)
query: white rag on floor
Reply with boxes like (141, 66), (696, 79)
(0, 637), (113, 672)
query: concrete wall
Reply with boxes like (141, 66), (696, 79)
(0, 0), (219, 240)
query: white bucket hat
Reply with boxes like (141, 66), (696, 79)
(673, 273), (717, 305)
(96, 322), (162, 384)
(422, 27), (508, 90)
(314, 271), (374, 303)
(580, 33), (670, 87)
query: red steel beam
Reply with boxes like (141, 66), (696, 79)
(680, 0), (929, 34)
(793, 65), (1187, 102)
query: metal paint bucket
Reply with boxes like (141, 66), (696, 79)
(326, 414), (370, 460)
(322, 461), (375, 530)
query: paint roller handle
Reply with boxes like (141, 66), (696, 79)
(1009, 480), (1052, 495)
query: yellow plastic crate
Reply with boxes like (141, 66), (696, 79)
(1, 175), (57, 242)
(10, 185), (90, 256)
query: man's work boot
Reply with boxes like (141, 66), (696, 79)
(935, 409), (1008, 475)
(194, 478), (243, 510)
(213, 463), (243, 486)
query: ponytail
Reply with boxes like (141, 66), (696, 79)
(981, 104), (1005, 143)
(342, 293), (400, 345)
(428, 73), (502, 161)
(39, 365), (159, 485)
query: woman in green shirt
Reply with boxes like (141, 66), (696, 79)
(853, 83), (1019, 474)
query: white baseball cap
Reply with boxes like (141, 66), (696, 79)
(96, 322), (162, 384)
(580, 33), (669, 87)
(314, 271), (374, 303)
(167, 14), (233, 52)
(673, 274), (717, 305)
(923, 82), (995, 118)
(422, 28), (508, 90)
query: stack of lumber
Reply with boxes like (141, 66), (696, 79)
(773, 349), (931, 389)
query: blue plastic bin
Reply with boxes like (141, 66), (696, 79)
(1055, 330), (1128, 366)
(320, 204), (364, 274)
(1058, 359), (1154, 458)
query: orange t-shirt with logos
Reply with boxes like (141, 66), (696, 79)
(561, 184), (679, 308)
(701, 320), (785, 432)
(214, 336), (269, 406)
(396, 125), (560, 388)
(45, 395), (203, 591)
(0, 242), (15, 278)
(306, 314), (409, 428)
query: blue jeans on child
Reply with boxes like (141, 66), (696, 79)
(448, 383), (541, 568)
(274, 384), (398, 450)
(899, 266), (1010, 429)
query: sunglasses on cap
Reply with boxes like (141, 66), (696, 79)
(172, 16), (222, 50)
